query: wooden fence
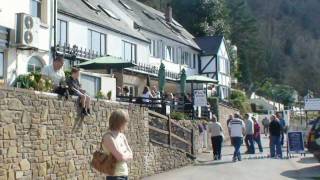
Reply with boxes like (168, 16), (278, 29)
(148, 110), (194, 155)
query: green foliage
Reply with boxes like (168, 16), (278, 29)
(95, 91), (106, 100)
(256, 79), (297, 106)
(170, 111), (186, 120)
(207, 96), (219, 115)
(14, 72), (53, 92)
(64, 70), (71, 80)
(107, 91), (112, 100)
(230, 90), (252, 113)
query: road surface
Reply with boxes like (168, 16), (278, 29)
(143, 136), (320, 180)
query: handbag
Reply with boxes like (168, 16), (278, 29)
(91, 135), (117, 175)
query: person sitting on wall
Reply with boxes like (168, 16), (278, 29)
(41, 54), (66, 95)
(66, 67), (91, 116)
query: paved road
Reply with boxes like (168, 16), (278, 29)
(143, 136), (320, 180)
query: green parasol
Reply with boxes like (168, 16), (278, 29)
(158, 63), (166, 94)
(77, 55), (135, 69)
(180, 68), (187, 95)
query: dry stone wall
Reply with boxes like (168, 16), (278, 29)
(0, 88), (192, 180)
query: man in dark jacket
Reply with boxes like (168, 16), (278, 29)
(67, 67), (91, 116)
(269, 115), (283, 158)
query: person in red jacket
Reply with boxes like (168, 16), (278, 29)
(253, 116), (263, 153)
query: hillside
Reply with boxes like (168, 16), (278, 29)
(138, 0), (320, 96)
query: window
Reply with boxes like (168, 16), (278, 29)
(57, 19), (68, 45)
(119, 0), (132, 10)
(156, 40), (163, 59)
(193, 54), (197, 69)
(88, 29), (106, 56)
(165, 45), (174, 62)
(98, 5), (120, 20)
(149, 39), (156, 57)
(0, 52), (4, 78)
(80, 74), (101, 97)
(31, 0), (41, 18)
(143, 10), (155, 20)
(182, 51), (191, 67)
(176, 47), (182, 64)
(123, 41), (137, 63)
(27, 56), (43, 73)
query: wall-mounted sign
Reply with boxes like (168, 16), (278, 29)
(304, 98), (320, 111)
(194, 90), (207, 107)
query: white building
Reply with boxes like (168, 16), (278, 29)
(56, 0), (202, 97)
(0, 0), (53, 86)
(195, 36), (232, 99)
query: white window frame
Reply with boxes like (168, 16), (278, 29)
(0, 52), (4, 78)
(57, 19), (68, 45)
(123, 41), (137, 63)
(88, 29), (107, 56)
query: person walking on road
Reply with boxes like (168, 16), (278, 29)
(262, 117), (270, 136)
(269, 115), (283, 159)
(276, 113), (287, 146)
(252, 116), (263, 153)
(208, 115), (224, 160)
(244, 114), (255, 154)
(228, 113), (246, 162)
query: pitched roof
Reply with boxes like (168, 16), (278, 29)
(112, 0), (200, 50)
(57, 0), (148, 42)
(195, 36), (224, 56)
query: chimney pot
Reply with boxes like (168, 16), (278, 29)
(165, 3), (172, 23)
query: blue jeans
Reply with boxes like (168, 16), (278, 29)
(254, 135), (263, 152)
(106, 176), (128, 180)
(232, 137), (243, 160)
(270, 136), (282, 158)
(245, 134), (255, 154)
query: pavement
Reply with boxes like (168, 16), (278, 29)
(143, 136), (320, 180)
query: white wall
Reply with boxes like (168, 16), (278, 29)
(58, 14), (149, 64)
(143, 30), (199, 75)
(200, 55), (216, 73)
(0, 0), (53, 85)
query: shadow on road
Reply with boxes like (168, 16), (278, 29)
(297, 157), (319, 164)
(195, 160), (234, 166)
(280, 165), (320, 179)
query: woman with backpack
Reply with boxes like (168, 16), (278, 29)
(100, 109), (133, 180)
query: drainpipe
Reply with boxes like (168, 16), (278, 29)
(53, 0), (57, 59)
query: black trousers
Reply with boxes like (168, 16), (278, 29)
(211, 135), (223, 159)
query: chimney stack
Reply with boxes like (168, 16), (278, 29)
(165, 3), (172, 24)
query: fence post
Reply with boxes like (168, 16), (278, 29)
(191, 128), (194, 155)
(168, 115), (172, 148)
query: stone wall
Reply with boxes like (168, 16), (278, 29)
(0, 88), (193, 180)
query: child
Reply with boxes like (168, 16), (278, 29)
(67, 67), (91, 116)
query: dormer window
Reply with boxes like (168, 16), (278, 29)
(98, 5), (120, 20)
(119, 0), (132, 11)
(81, 0), (100, 12)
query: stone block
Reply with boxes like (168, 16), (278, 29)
(15, 171), (24, 179)
(3, 124), (16, 140)
(68, 160), (76, 173)
(7, 147), (17, 158)
(38, 126), (46, 140)
(38, 163), (47, 176)
(19, 159), (30, 171)
(7, 98), (24, 111)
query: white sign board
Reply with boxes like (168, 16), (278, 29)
(305, 98), (320, 111)
(194, 90), (207, 107)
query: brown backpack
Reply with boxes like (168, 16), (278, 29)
(91, 135), (117, 175)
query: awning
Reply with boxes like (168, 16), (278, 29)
(77, 56), (136, 69)
(186, 75), (218, 84)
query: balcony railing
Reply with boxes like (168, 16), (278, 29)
(55, 43), (103, 60)
(127, 62), (180, 80)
